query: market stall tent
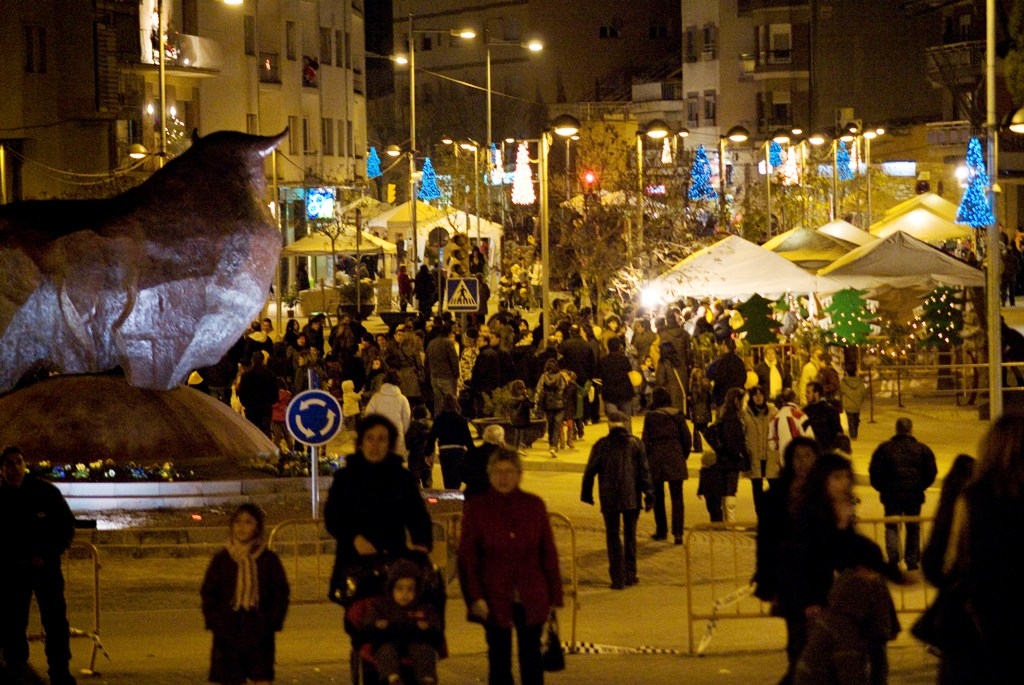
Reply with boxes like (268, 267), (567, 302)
(761, 227), (857, 270)
(281, 231), (397, 256)
(869, 206), (973, 243)
(369, 205), (504, 266)
(816, 219), (876, 246)
(817, 230), (983, 290)
(881, 192), (959, 223)
(648, 235), (833, 300)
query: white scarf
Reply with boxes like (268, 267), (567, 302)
(226, 538), (264, 611)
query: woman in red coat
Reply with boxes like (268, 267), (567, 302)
(457, 448), (563, 685)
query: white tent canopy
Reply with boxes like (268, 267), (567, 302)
(648, 235), (832, 300)
(869, 206), (973, 243)
(368, 203), (503, 265)
(281, 231), (397, 256)
(817, 230), (984, 290)
(882, 192), (959, 222)
(816, 219), (876, 246)
(761, 227), (857, 270)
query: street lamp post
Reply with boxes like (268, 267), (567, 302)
(762, 130), (790, 238)
(395, 18), (475, 274)
(861, 126), (884, 228)
(635, 119), (670, 261)
(538, 115), (582, 343)
(718, 125), (750, 232)
(460, 140), (482, 244)
(484, 31), (543, 192)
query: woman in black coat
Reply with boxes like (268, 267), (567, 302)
(324, 415), (433, 607)
(712, 386), (749, 521)
(641, 388), (692, 544)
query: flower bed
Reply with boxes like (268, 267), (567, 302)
(31, 459), (197, 482)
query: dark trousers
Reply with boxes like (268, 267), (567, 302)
(374, 641), (437, 684)
(652, 479), (684, 538)
(438, 446), (467, 490)
(692, 422), (708, 452)
(704, 494), (724, 522)
(883, 502), (923, 568)
(543, 410), (564, 447)
(0, 562), (73, 682)
(602, 509), (639, 587)
(847, 411), (861, 439)
(750, 473), (777, 521)
(484, 603), (544, 685)
(780, 612), (809, 685)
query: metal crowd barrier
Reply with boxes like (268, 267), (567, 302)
(683, 516), (936, 655)
(266, 511), (581, 648)
(28, 541), (107, 674)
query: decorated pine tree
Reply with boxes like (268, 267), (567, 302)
(661, 138), (673, 165)
(687, 145), (717, 201)
(956, 137), (995, 227)
(836, 140), (854, 181)
(366, 147), (382, 179)
(511, 142), (536, 205)
(769, 140), (783, 169)
(418, 157), (442, 201)
(736, 294), (781, 344)
(915, 286), (964, 347)
(823, 288), (874, 345)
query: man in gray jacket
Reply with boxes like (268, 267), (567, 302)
(581, 412), (654, 589)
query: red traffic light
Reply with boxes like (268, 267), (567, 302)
(582, 170), (597, 187)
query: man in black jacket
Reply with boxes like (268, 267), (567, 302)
(869, 418), (937, 570)
(802, 381), (843, 451)
(581, 413), (654, 589)
(705, 337), (746, 411)
(0, 446), (78, 685)
(599, 338), (636, 433)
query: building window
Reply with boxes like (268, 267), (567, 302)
(286, 21), (296, 61)
(24, 25), (46, 73)
(320, 28), (332, 65)
(244, 16), (255, 56)
(684, 26), (697, 62)
(599, 26), (621, 39)
(258, 52), (280, 83)
(338, 120), (346, 158)
(345, 32), (352, 68)
(335, 30), (343, 66)
(302, 118), (311, 153)
(702, 24), (717, 60)
(686, 92), (699, 126)
(768, 23), (792, 65)
(649, 25), (668, 39)
(288, 116), (300, 154)
(703, 90), (717, 126)
(347, 120), (354, 157)
(246, 114), (258, 134)
(182, 0), (198, 35)
(322, 118), (334, 156)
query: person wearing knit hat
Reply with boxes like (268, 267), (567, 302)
(581, 413), (655, 589)
(359, 559), (443, 685)
(201, 503), (290, 685)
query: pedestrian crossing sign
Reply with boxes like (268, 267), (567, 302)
(445, 277), (480, 312)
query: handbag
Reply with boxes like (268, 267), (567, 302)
(328, 557), (390, 607)
(541, 610), (566, 672)
(910, 579), (980, 654)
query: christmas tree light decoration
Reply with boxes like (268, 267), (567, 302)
(687, 145), (717, 201)
(823, 288), (874, 345)
(418, 157), (442, 201)
(490, 143), (503, 185)
(736, 294), (782, 344)
(366, 147), (382, 179)
(769, 141), (783, 169)
(781, 148), (800, 186)
(511, 142), (536, 205)
(836, 141), (854, 181)
(956, 137), (995, 228)
(916, 286), (964, 347)
(662, 138), (673, 165)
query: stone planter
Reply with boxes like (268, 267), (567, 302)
(470, 417), (547, 448)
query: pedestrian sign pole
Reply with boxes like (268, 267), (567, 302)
(445, 277), (480, 313)
(285, 374), (343, 518)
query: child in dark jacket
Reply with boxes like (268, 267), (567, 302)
(362, 559), (443, 685)
(508, 379), (535, 451)
(697, 447), (728, 523)
(561, 370), (580, 449)
(201, 503), (290, 685)
(404, 405), (434, 489)
(793, 566), (900, 685)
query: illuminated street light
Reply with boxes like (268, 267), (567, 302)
(718, 125), (749, 231)
(539, 114), (580, 342)
(635, 119), (672, 259)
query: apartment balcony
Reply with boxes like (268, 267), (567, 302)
(926, 41), (984, 89)
(925, 120), (973, 149)
(123, 31), (224, 76)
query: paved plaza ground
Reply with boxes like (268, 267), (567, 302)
(24, 301), (1020, 684)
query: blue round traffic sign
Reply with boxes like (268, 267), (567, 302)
(285, 389), (343, 446)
